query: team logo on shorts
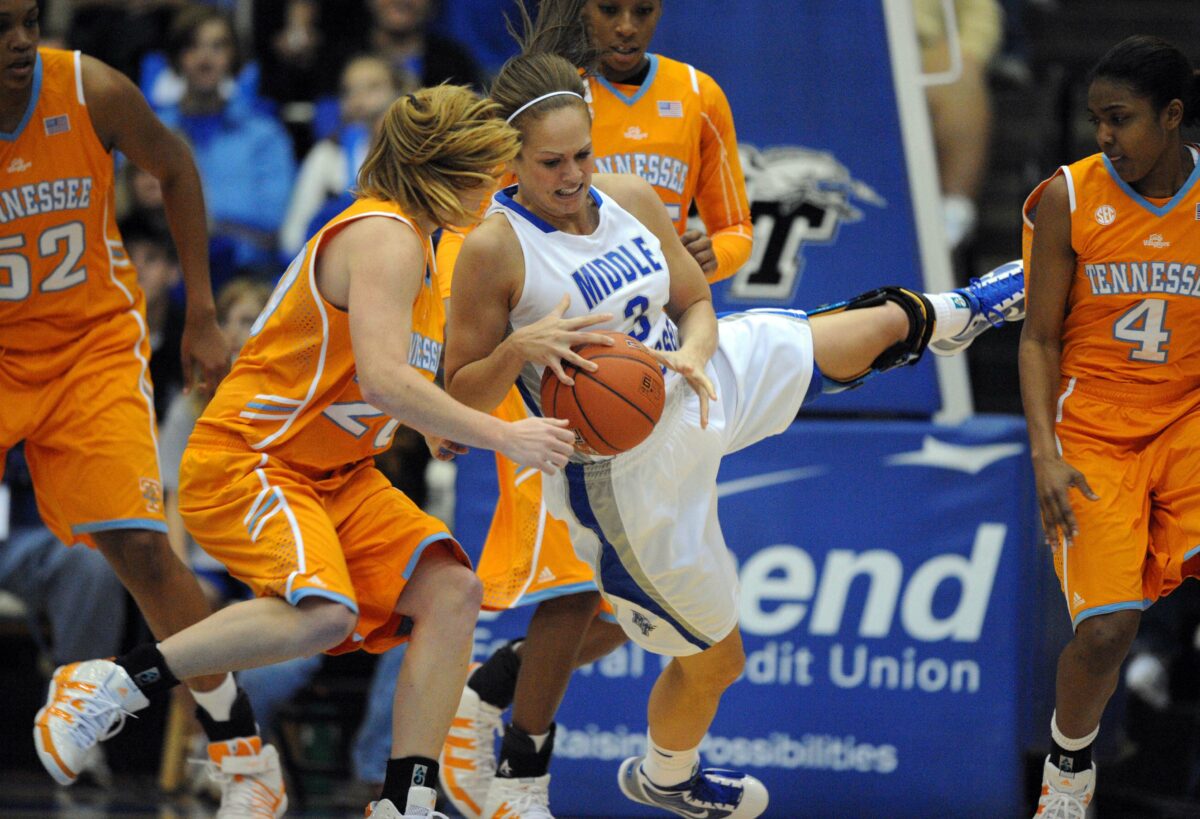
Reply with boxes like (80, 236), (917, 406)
(727, 144), (885, 303)
(140, 478), (163, 514)
(1094, 205), (1116, 226)
(630, 610), (657, 636)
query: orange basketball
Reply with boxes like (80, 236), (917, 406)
(540, 331), (666, 456)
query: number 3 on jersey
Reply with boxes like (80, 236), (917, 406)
(625, 294), (651, 341)
(0, 222), (86, 301)
(1113, 298), (1170, 363)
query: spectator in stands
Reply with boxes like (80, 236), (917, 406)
(359, 0), (486, 91)
(157, 4), (296, 281)
(914, 0), (1004, 255)
(280, 54), (413, 257)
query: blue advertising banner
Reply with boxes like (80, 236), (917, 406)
(456, 416), (1041, 817)
(643, 1), (959, 416)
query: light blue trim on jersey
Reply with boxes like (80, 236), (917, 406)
(0, 53), (43, 142)
(72, 518), (169, 535)
(1185, 543), (1200, 562)
(288, 586), (360, 615)
(401, 532), (458, 579)
(514, 581), (600, 607)
(495, 184), (603, 234)
(1102, 153), (1200, 217)
(594, 54), (660, 107)
(1072, 599), (1146, 630)
(566, 463), (712, 652)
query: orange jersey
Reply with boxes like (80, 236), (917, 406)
(197, 197), (444, 473)
(1023, 148), (1200, 385)
(0, 49), (137, 354)
(587, 54), (751, 280)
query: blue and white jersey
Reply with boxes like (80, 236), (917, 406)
(487, 184), (680, 415)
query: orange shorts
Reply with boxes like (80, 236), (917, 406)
(476, 389), (614, 619)
(180, 432), (468, 654)
(1054, 376), (1200, 627)
(0, 310), (165, 547)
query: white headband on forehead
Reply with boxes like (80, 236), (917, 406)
(505, 91), (584, 124)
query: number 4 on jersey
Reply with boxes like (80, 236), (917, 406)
(1113, 298), (1170, 363)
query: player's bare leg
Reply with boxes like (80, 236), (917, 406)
(510, 592), (604, 735)
(618, 626), (769, 816)
(646, 627), (744, 750)
(575, 614), (631, 665)
(93, 528), (227, 692)
(1055, 610), (1140, 738)
(1033, 610), (1137, 817)
(390, 543), (483, 758)
(41, 529), (287, 813)
(810, 303), (910, 380)
(363, 543), (483, 816)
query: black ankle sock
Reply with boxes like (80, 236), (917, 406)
(496, 722), (555, 779)
(1050, 738), (1093, 774)
(468, 639), (523, 710)
(381, 756), (439, 805)
(195, 687), (259, 743)
(114, 644), (180, 698)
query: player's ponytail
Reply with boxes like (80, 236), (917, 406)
(356, 85), (519, 227)
(1090, 35), (1199, 127)
(491, 0), (594, 131)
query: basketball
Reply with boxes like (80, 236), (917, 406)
(540, 331), (666, 456)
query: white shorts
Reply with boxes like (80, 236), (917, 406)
(542, 310), (818, 656)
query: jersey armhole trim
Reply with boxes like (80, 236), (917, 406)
(1061, 166), (1077, 213)
(73, 50), (85, 105)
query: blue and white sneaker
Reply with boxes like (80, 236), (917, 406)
(929, 259), (1025, 356)
(618, 756), (769, 818)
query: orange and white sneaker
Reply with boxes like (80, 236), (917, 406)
(439, 684), (503, 819)
(206, 736), (287, 818)
(367, 785), (450, 817)
(481, 774), (553, 818)
(1034, 756), (1095, 819)
(34, 660), (149, 785)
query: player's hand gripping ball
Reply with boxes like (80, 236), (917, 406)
(540, 331), (666, 455)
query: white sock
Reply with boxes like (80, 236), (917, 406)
(191, 672), (238, 722)
(640, 732), (700, 789)
(925, 291), (972, 341)
(528, 730), (551, 753)
(1051, 711), (1099, 752)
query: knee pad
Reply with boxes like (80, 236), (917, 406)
(808, 286), (934, 393)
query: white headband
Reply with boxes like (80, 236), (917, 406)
(505, 91), (584, 124)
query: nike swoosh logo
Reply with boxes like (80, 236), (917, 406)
(716, 466), (825, 498)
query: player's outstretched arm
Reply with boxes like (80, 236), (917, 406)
(81, 54), (228, 394)
(1019, 175), (1098, 545)
(334, 216), (574, 473)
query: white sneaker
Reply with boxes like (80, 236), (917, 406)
(368, 786), (450, 817)
(206, 736), (287, 817)
(439, 684), (503, 819)
(481, 774), (553, 818)
(34, 660), (149, 785)
(1034, 756), (1095, 819)
(618, 756), (769, 818)
(929, 259), (1025, 356)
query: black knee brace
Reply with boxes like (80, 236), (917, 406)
(807, 286), (935, 393)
